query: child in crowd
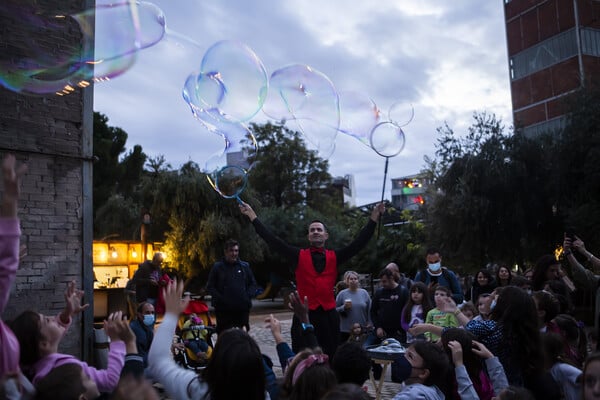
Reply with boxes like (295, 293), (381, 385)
(35, 311), (160, 400)
(553, 314), (587, 369)
(181, 313), (210, 360)
(401, 282), (432, 344)
(10, 282), (126, 393)
(347, 322), (367, 346)
(442, 328), (508, 400)
(581, 352), (600, 400)
(425, 286), (458, 342)
(458, 301), (477, 321)
(474, 293), (492, 321)
(532, 290), (561, 333)
(147, 279), (269, 400)
(391, 340), (450, 400)
(542, 332), (582, 400)
(34, 363), (100, 400)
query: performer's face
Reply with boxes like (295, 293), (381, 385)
(308, 222), (328, 247)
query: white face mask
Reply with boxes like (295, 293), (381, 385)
(428, 262), (441, 272)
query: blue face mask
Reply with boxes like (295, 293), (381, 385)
(428, 262), (441, 272)
(143, 314), (155, 326)
(490, 299), (497, 311)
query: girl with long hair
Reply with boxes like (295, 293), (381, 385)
(401, 282), (432, 344)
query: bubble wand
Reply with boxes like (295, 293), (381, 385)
(369, 121), (406, 238)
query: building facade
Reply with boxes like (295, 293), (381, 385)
(1, 0), (95, 360)
(504, 0), (600, 136)
(391, 173), (429, 211)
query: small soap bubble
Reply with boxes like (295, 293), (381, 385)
(388, 101), (414, 127)
(369, 121), (406, 158)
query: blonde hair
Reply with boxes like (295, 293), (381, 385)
(343, 271), (359, 285)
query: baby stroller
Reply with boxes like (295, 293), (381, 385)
(173, 294), (217, 371)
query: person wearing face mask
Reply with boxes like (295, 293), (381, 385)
(391, 340), (450, 400)
(130, 302), (155, 367)
(414, 248), (464, 304)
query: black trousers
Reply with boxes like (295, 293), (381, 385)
(214, 309), (250, 334)
(291, 306), (340, 359)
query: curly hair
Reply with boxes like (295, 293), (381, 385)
(531, 254), (560, 291)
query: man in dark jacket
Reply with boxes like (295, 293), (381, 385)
(206, 239), (257, 333)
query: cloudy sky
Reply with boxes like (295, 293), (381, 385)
(94, 1), (513, 206)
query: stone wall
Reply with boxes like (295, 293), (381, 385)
(0, 0), (94, 360)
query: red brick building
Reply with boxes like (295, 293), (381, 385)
(504, 0), (600, 136)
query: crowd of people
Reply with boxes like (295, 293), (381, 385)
(3, 152), (600, 400)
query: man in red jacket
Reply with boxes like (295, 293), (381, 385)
(240, 201), (384, 358)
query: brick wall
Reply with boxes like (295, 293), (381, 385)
(0, 0), (94, 360)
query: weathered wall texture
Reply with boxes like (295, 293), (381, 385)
(0, 0), (94, 359)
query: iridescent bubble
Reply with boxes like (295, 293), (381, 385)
(263, 64), (339, 158)
(0, 1), (166, 96)
(337, 91), (381, 146)
(210, 165), (248, 203)
(387, 100), (415, 127)
(183, 74), (259, 173)
(185, 40), (267, 123)
(369, 121), (406, 158)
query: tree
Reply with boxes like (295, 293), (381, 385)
(248, 122), (335, 211)
(423, 112), (561, 271)
(93, 112), (128, 218)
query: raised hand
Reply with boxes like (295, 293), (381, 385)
(104, 311), (135, 344)
(1, 154), (27, 217)
(439, 296), (458, 314)
(370, 202), (385, 222)
(60, 280), (89, 323)
(447, 340), (464, 366)
(163, 278), (189, 316)
(471, 340), (494, 359)
(238, 201), (257, 221)
(288, 290), (309, 324)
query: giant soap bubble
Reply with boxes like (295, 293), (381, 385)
(187, 40), (268, 123)
(0, 0), (166, 96)
(263, 64), (340, 158)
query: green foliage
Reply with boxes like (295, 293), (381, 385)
(94, 195), (141, 240)
(423, 97), (600, 273)
(248, 122), (336, 211)
(93, 112), (128, 219)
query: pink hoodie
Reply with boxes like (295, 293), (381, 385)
(0, 217), (21, 378)
(31, 340), (125, 393)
